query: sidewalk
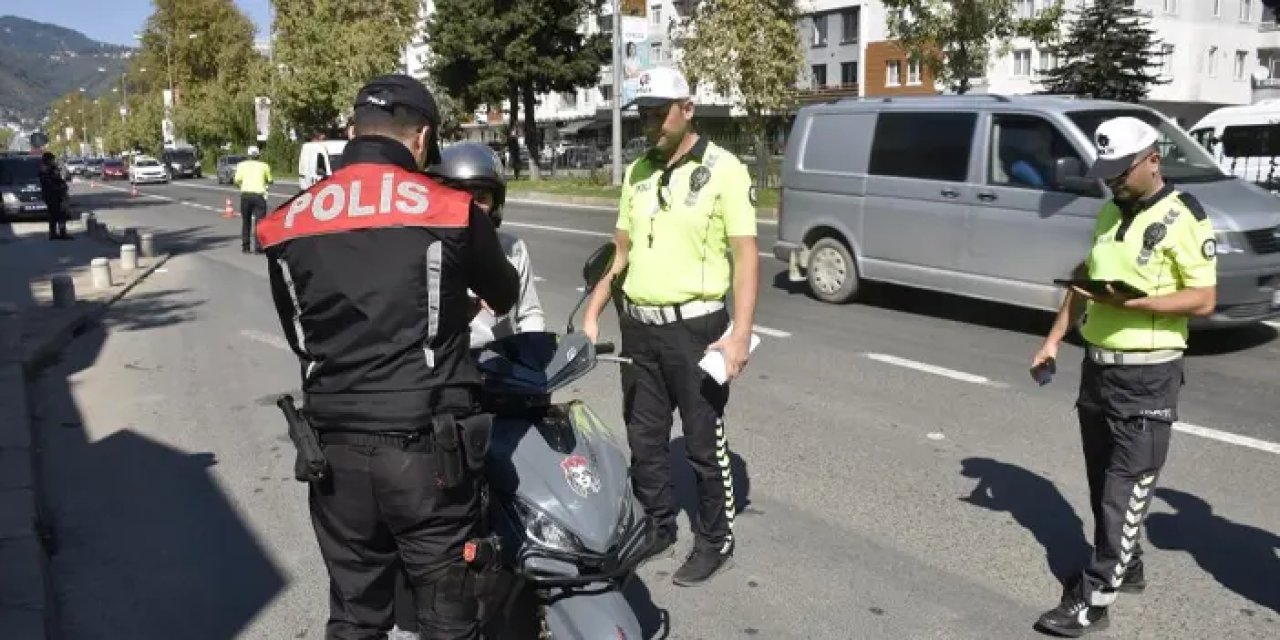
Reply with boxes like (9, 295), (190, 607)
(0, 217), (170, 639)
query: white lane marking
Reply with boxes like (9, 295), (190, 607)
(752, 324), (791, 338)
(926, 432), (946, 441)
(576, 286), (586, 292)
(177, 180), (293, 200)
(864, 353), (1004, 387)
(240, 329), (290, 351)
(534, 276), (546, 283)
(502, 221), (612, 238)
(1173, 422), (1280, 455)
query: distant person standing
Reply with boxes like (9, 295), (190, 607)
(234, 145), (272, 253)
(38, 152), (70, 240)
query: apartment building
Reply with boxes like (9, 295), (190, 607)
(980, 0), (1265, 124)
(1254, 5), (1280, 101)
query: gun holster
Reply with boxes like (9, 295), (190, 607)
(431, 412), (493, 490)
(275, 394), (329, 484)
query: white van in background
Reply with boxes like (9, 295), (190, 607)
(297, 140), (347, 191)
(1189, 101), (1280, 189)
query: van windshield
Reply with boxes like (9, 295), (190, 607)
(1066, 109), (1228, 183)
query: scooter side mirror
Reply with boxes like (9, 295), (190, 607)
(582, 242), (616, 288)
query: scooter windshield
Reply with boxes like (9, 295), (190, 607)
(476, 332), (596, 395)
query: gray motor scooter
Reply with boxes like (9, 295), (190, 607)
(473, 242), (652, 639)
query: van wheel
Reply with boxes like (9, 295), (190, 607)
(807, 237), (859, 304)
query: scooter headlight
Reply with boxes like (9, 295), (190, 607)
(513, 499), (584, 553)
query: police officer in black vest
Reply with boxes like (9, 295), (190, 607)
(257, 75), (519, 640)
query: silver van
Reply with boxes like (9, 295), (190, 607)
(773, 95), (1280, 327)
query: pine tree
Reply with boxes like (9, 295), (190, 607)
(1038, 0), (1167, 102)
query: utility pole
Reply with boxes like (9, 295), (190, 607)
(611, 0), (623, 186)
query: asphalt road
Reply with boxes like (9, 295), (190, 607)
(31, 176), (1280, 639)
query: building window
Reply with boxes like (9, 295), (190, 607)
(650, 42), (663, 64)
(1160, 44), (1175, 77)
(561, 91), (577, 109)
(1163, 0), (1177, 14)
(886, 60), (902, 86)
(907, 59), (921, 85)
(841, 61), (858, 87)
(1039, 50), (1056, 71)
(650, 4), (661, 26)
(1016, 0), (1034, 19)
(1207, 46), (1218, 76)
(812, 14), (828, 47)
(1235, 50), (1248, 79)
(841, 8), (859, 43)
(1241, 0), (1253, 21)
(812, 64), (828, 89)
(1013, 49), (1032, 76)
(1213, 0), (1221, 17)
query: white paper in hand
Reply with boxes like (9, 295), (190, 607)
(699, 322), (760, 385)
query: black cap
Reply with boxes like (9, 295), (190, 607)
(353, 74), (443, 165)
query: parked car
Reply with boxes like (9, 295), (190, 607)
(101, 158), (127, 181)
(216, 155), (246, 184)
(0, 156), (49, 220)
(297, 140), (347, 191)
(1187, 101), (1280, 189)
(85, 157), (104, 177)
(162, 147), (202, 179)
(129, 156), (170, 184)
(774, 94), (1280, 327)
(65, 157), (87, 177)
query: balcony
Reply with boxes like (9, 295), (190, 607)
(798, 83), (860, 103)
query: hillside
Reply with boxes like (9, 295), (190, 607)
(0, 16), (134, 123)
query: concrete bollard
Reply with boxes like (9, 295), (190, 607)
(123, 227), (140, 248)
(80, 211), (95, 229)
(90, 258), (112, 289)
(140, 233), (156, 258)
(120, 244), (138, 272)
(51, 275), (76, 309)
(0, 302), (20, 361)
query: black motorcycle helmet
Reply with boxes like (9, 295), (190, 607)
(427, 142), (507, 226)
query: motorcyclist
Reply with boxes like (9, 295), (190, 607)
(431, 141), (545, 348)
(390, 140), (545, 640)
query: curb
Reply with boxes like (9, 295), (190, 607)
(0, 212), (172, 640)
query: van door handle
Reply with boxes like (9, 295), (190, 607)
(940, 188), (960, 199)
(977, 191), (997, 202)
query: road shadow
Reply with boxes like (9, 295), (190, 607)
(1146, 488), (1280, 615)
(771, 269), (1276, 354)
(959, 458), (1091, 585)
(68, 188), (172, 213)
(622, 574), (670, 639)
(1187, 323), (1278, 356)
(769, 269), (1058, 340)
(24, 260), (282, 637)
(668, 436), (754, 533)
(144, 224), (239, 254)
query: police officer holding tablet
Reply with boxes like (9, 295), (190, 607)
(1030, 116), (1217, 637)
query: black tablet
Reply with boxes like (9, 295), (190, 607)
(1053, 279), (1148, 299)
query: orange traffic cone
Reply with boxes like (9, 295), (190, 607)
(130, 183), (139, 197)
(222, 198), (236, 219)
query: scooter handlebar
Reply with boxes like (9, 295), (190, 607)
(594, 341), (615, 355)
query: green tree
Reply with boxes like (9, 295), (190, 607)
(1038, 0), (1167, 101)
(273, 0), (419, 137)
(0, 128), (13, 151)
(676, 0), (806, 187)
(883, 0), (1063, 95)
(428, 0), (608, 180)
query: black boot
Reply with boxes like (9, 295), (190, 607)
(1034, 588), (1109, 638)
(1118, 561), (1146, 593)
(672, 539), (733, 587)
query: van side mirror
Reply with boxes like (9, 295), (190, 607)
(1054, 157), (1097, 195)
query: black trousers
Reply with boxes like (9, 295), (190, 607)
(310, 441), (483, 640)
(619, 308), (735, 550)
(1074, 355), (1182, 606)
(46, 198), (67, 237)
(240, 193), (267, 251)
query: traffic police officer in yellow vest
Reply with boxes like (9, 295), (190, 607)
(235, 145), (273, 253)
(1031, 116), (1217, 637)
(582, 66), (759, 586)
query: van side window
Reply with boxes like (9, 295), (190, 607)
(868, 112), (975, 182)
(316, 152), (328, 175)
(1219, 124), (1280, 158)
(987, 114), (1084, 192)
